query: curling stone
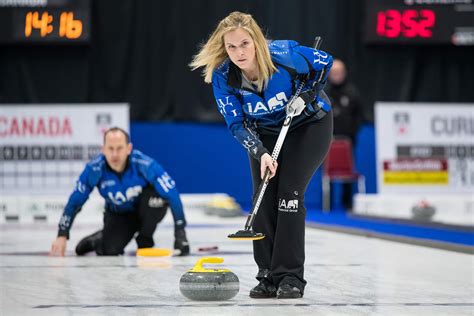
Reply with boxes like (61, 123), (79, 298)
(204, 196), (243, 217)
(179, 257), (239, 301)
(411, 200), (436, 221)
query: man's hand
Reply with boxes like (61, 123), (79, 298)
(174, 228), (190, 256)
(50, 236), (67, 257)
(260, 153), (278, 180)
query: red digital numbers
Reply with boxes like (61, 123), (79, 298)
(376, 9), (436, 38)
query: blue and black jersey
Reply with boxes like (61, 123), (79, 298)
(212, 40), (333, 160)
(57, 150), (186, 238)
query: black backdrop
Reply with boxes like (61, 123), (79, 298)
(1, 0), (473, 122)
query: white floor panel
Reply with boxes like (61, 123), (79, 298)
(0, 209), (472, 315)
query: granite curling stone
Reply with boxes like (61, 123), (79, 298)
(179, 257), (239, 301)
(411, 200), (436, 221)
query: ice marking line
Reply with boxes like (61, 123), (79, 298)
(0, 263), (364, 268)
(33, 303), (474, 309)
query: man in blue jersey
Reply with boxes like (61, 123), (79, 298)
(50, 127), (189, 256)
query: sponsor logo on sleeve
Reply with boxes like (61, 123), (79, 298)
(157, 172), (176, 193)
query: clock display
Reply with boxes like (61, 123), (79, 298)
(365, 0), (474, 45)
(0, 0), (90, 44)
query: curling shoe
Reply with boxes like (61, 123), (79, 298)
(249, 279), (277, 298)
(75, 230), (102, 256)
(276, 283), (303, 299)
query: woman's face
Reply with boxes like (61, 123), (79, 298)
(224, 28), (257, 75)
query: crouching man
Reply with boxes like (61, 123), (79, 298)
(50, 127), (189, 256)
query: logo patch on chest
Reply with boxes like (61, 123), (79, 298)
(247, 92), (288, 115)
(100, 180), (116, 189)
(107, 185), (142, 205)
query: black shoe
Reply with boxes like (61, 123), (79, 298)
(174, 228), (190, 256)
(75, 230), (102, 256)
(249, 279), (277, 298)
(276, 284), (303, 299)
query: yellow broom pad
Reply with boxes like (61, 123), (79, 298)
(136, 247), (172, 257)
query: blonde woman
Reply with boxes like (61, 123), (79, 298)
(191, 11), (333, 299)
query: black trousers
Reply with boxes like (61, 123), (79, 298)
(96, 186), (168, 255)
(249, 111), (333, 292)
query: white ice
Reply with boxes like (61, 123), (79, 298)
(0, 208), (473, 316)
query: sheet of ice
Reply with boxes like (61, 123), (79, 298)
(1, 208), (472, 315)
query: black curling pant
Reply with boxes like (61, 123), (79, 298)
(249, 111), (333, 292)
(95, 186), (168, 256)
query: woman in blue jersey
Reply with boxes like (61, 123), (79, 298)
(190, 11), (333, 299)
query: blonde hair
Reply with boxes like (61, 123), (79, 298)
(189, 11), (277, 92)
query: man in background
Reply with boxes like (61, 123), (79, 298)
(326, 59), (363, 144)
(50, 127), (189, 256)
(326, 59), (363, 210)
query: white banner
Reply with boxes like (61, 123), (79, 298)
(0, 104), (129, 195)
(375, 103), (474, 194)
(0, 193), (233, 224)
(354, 193), (474, 227)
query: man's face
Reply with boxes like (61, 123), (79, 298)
(328, 59), (346, 85)
(102, 131), (132, 173)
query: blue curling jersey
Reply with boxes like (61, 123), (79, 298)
(212, 40), (333, 160)
(58, 150), (186, 237)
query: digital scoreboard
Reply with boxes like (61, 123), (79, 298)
(0, 0), (90, 44)
(364, 0), (474, 45)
